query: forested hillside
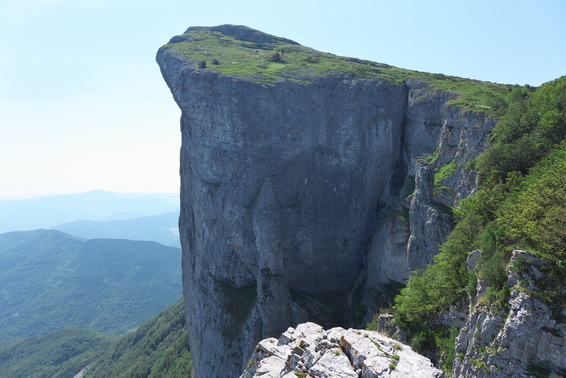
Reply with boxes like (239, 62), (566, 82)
(381, 76), (566, 373)
(0, 328), (115, 378)
(0, 299), (191, 378)
(0, 229), (182, 339)
(83, 298), (192, 377)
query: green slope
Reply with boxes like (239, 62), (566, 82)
(0, 229), (182, 339)
(84, 298), (192, 378)
(164, 25), (512, 114)
(382, 76), (566, 371)
(0, 328), (115, 378)
(0, 299), (191, 378)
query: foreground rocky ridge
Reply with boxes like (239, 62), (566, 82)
(453, 250), (566, 377)
(374, 250), (566, 377)
(157, 25), (499, 377)
(241, 322), (443, 377)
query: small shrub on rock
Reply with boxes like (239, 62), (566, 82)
(269, 52), (284, 63)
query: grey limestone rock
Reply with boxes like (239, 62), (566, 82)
(406, 161), (452, 272)
(241, 322), (443, 377)
(157, 25), (497, 377)
(453, 250), (566, 377)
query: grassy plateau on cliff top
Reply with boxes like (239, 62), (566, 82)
(166, 27), (513, 115)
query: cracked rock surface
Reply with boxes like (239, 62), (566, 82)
(453, 251), (566, 377)
(241, 322), (443, 377)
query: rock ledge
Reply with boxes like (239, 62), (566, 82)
(241, 322), (443, 377)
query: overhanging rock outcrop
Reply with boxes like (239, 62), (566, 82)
(157, 25), (498, 377)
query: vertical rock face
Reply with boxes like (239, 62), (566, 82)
(406, 161), (452, 272)
(157, 25), (497, 377)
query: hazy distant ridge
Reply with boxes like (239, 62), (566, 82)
(54, 211), (180, 247)
(0, 190), (179, 233)
(0, 229), (182, 339)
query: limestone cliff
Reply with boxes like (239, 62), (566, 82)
(157, 25), (500, 377)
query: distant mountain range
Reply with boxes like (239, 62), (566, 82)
(0, 229), (182, 340)
(53, 211), (180, 248)
(0, 190), (179, 233)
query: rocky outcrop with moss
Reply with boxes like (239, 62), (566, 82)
(453, 250), (566, 377)
(157, 25), (504, 377)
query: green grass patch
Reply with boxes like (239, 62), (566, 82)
(470, 357), (490, 372)
(434, 160), (457, 186)
(397, 205), (411, 224)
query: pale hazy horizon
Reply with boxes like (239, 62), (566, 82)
(1, 0), (564, 200)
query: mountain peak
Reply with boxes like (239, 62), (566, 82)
(184, 24), (300, 46)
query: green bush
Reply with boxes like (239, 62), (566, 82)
(268, 52), (284, 63)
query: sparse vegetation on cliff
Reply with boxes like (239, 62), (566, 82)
(387, 75), (566, 371)
(164, 25), (512, 114)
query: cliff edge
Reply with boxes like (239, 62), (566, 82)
(157, 25), (503, 377)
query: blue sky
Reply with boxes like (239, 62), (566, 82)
(1, 0), (564, 199)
